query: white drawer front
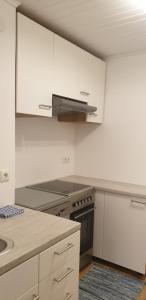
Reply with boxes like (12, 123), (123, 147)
(39, 259), (79, 300)
(39, 231), (80, 281)
(17, 285), (39, 300)
(0, 256), (39, 300)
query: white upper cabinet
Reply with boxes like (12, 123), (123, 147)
(53, 34), (106, 123)
(16, 13), (54, 117)
(87, 56), (106, 123)
(53, 34), (90, 102)
(16, 14), (105, 122)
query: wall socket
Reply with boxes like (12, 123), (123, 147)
(62, 156), (70, 164)
(0, 169), (9, 183)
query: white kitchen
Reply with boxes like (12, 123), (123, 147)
(1, 0), (146, 299)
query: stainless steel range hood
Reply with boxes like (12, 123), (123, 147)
(52, 94), (97, 122)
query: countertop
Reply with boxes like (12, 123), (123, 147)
(0, 207), (80, 276)
(63, 175), (146, 199)
(5, 176), (145, 275)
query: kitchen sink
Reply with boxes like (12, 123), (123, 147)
(0, 237), (14, 255)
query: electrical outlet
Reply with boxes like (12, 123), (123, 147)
(62, 157), (70, 164)
(0, 169), (9, 183)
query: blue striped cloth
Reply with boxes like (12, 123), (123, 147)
(0, 206), (24, 218)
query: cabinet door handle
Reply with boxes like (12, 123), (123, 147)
(54, 268), (73, 283)
(80, 91), (90, 96)
(32, 295), (40, 300)
(131, 199), (146, 207)
(64, 293), (72, 300)
(38, 104), (52, 110)
(88, 112), (98, 117)
(54, 243), (74, 255)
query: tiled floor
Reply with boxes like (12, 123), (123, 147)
(80, 261), (146, 300)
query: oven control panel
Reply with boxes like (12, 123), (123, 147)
(73, 196), (92, 207)
(71, 192), (94, 212)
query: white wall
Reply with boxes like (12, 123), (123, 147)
(16, 117), (75, 187)
(0, 1), (15, 206)
(75, 53), (146, 185)
(15, 52), (146, 188)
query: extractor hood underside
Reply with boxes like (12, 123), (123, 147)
(52, 94), (97, 122)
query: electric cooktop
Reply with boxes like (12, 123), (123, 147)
(27, 180), (90, 195)
(15, 188), (67, 210)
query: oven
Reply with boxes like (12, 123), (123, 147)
(70, 202), (94, 269)
(16, 180), (95, 270)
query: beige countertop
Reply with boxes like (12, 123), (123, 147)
(0, 207), (80, 276)
(63, 175), (146, 199)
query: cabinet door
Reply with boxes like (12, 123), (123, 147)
(0, 255), (39, 300)
(87, 56), (106, 123)
(40, 231), (80, 281)
(39, 259), (79, 300)
(103, 192), (146, 273)
(93, 191), (105, 258)
(16, 13), (53, 117)
(53, 34), (90, 103)
(17, 285), (39, 300)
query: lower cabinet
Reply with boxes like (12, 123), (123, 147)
(0, 231), (80, 300)
(93, 191), (146, 274)
(103, 192), (146, 274)
(17, 286), (39, 300)
(0, 256), (39, 300)
(39, 262), (79, 300)
(93, 191), (105, 258)
(39, 231), (80, 300)
(39, 231), (80, 281)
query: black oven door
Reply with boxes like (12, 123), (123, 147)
(70, 203), (94, 254)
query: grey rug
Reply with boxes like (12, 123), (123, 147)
(79, 264), (144, 300)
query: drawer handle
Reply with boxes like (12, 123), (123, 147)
(54, 267), (73, 283)
(32, 295), (40, 300)
(88, 112), (98, 117)
(131, 199), (146, 206)
(80, 91), (90, 96)
(65, 293), (72, 300)
(38, 104), (52, 110)
(54, 243), (74, 255)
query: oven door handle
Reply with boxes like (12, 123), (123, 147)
(73, 208), (94, 220)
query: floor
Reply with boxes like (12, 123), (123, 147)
(80, 261), (146, 300)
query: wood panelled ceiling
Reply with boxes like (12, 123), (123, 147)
(18, 0), (146, 58)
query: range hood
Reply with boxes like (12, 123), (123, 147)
(52, 94), (97, 122)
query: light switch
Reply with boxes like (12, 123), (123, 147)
(0, 169), (9, 182)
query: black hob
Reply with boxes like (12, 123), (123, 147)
(27, 180), (90, 195)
